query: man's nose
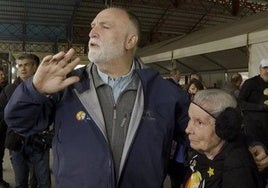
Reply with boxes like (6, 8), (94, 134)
(89, 27), (98, 38)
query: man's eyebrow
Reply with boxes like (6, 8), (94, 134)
(91, 21), (112, 26)
(17, 62), (31, 66)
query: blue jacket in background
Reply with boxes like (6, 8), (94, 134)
(4, 61), (189, 188)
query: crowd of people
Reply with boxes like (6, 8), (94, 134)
(166, 58), (268, 187)
(0, 6), (267, 188)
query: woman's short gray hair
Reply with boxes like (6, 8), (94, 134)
(193, 89), (237, 118)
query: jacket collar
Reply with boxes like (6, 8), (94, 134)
(70, 58), (159, 94)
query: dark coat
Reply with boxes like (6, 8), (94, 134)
(238, 75), (268, 147)
(185, 141), (262, 188)
(5, 61), (189, 188)
(0, 78), (22, 134)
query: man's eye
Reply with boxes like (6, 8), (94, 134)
(103, 25), (110, 29)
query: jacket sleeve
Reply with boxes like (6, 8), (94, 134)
(222, 165), (261, 188)
(4, 77), (56, 137)
(175, 89), (190, 141)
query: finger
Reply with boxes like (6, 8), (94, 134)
(64, 57), (80, 72)
(55, 57), (80, 82)
(255, 152), (267, 161)
(62, 48), (76, 63)
(49, 51), (66, 64)
(58, 48), (76, 68)
(61, 76), (80, 89)
(59, 58), (80, 78)
(259, 157), (268, 167)
(64, 48), (76, 60)
(41, 55), (53, 66)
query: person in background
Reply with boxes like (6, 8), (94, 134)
(187, 79), (204, 101)
(222, 72), (242, 99)
(189, 72), (202, 82)
(0, 67), (7, 91)
(167, 68), (182, 88)
(185, 72), (206, 90)
(166, 68), (190, 188)
(1, 53), (51, 188)
(185, 89), (261, 188)
(0, 67), (8, 187)
(238, 58), (268, 187)
(4, 7), (189, 188)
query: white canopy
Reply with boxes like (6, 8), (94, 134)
(138, 11), (268, 64)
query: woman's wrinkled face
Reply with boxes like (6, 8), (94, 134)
(185, 103), (222, 155)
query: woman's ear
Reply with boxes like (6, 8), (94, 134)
(125, 34), (138, 50)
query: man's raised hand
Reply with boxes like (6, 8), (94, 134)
(33, 48), (80, 94)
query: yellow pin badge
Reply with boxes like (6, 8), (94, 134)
(76, 111), (90, 122)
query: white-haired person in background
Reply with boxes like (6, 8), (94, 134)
(184, 89), (262, 188)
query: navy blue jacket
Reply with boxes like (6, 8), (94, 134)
(4, 62), (189, 188)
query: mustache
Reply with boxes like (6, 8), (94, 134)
(89, 38), (101, 46)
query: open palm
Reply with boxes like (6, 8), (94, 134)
(33, 48), (81, 94)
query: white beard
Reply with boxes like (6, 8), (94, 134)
(88, 38), (125, 64)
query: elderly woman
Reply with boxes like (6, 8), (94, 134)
(184, 89), (261, 188)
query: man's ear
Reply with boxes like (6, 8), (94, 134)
(125, 34), (138, 50)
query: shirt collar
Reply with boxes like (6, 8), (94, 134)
(97, 61), (135, 84)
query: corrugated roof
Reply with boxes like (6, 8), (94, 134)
(0, 0), (267, 76)
(0, 0), (267, 47)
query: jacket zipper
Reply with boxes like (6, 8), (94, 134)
(112, 104), (117, 143)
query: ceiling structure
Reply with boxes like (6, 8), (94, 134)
(0, 0), (268, 75)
